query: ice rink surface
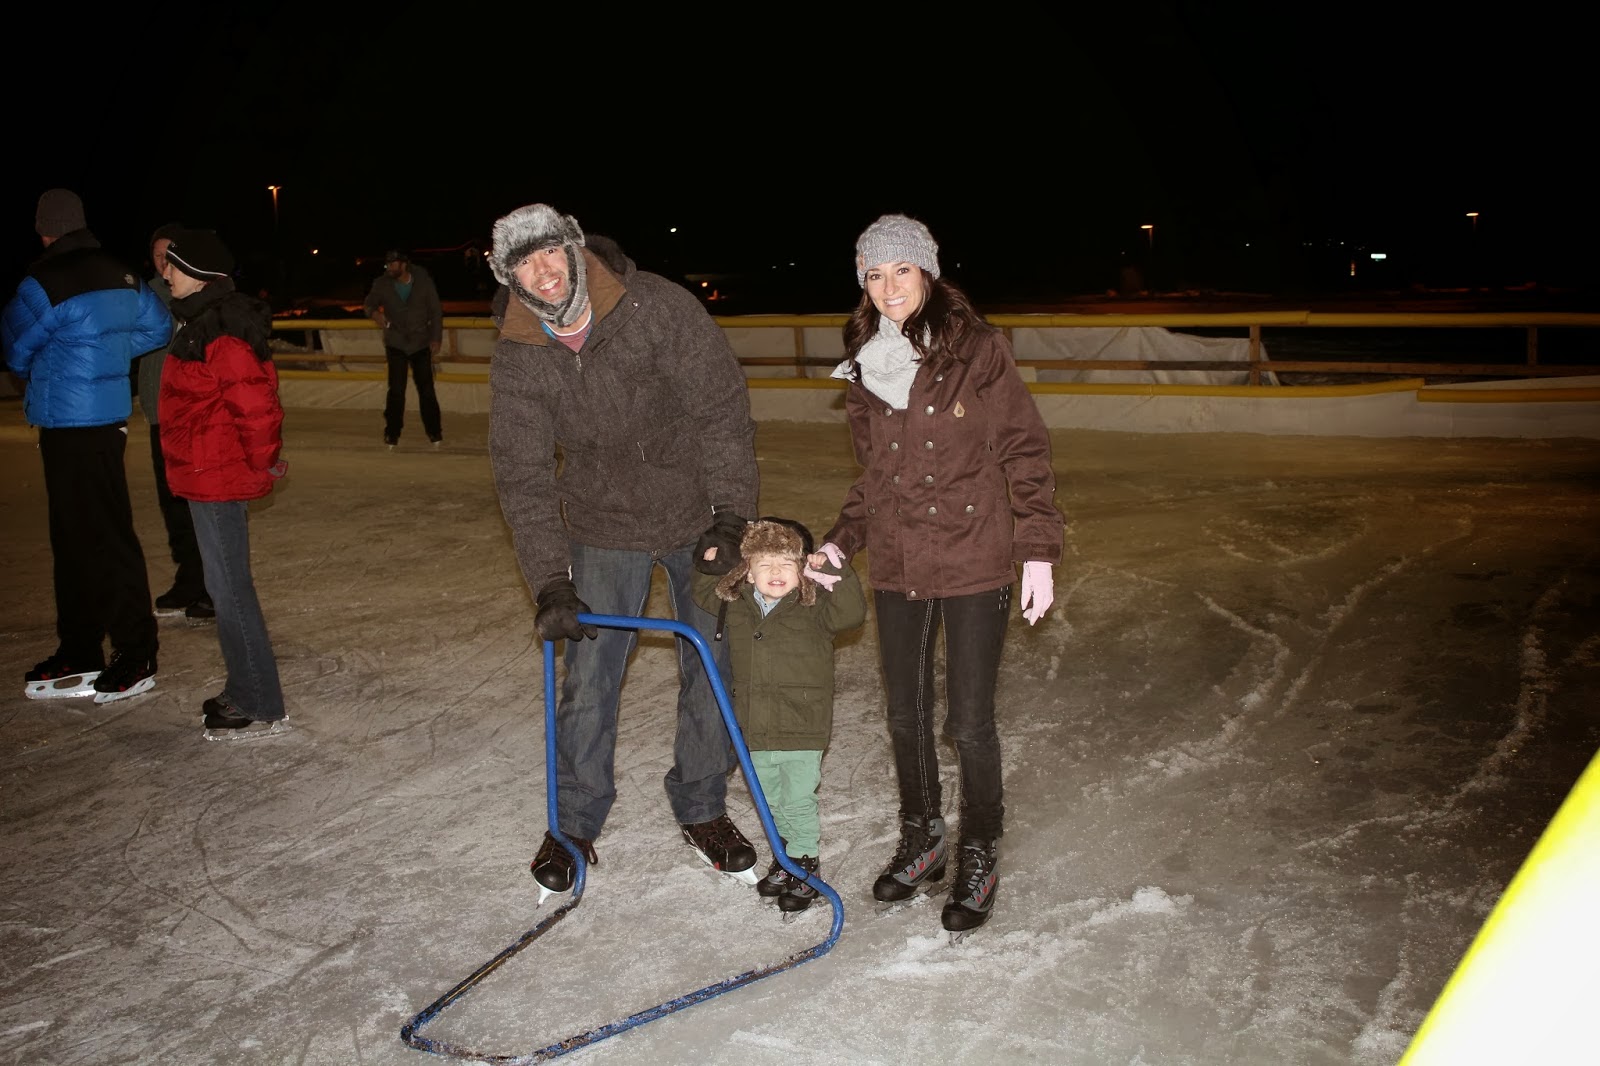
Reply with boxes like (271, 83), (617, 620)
(2, 403), (1597, 1066)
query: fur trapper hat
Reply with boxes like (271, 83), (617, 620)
(489, 203), (591, 327)
(715, 518), (817, 607)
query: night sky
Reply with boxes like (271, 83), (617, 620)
(6, 4), (1591, 313)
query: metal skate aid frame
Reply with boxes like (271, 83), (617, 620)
(400, 612), (845, 1063)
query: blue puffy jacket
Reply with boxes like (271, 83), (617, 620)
(2, 230), (172, 429)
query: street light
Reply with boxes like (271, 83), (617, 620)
(267, 185), (282, 230)
(1140, 223), (1154, 249)
(1466, 211), (1479, 232)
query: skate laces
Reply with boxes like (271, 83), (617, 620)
(890, 819), (940, 867)
(687, 814), (749, 851)
(953, 842), (996, 896)
(536, 832), (597, 868)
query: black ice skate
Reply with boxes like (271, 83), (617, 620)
(873, 814), (948, 904)
(24, 652), (104, 700)
(530, 830), (597, 906)
(91, 650), (157, 704)
(778, 855), (821, 919)
(202, 697), (292, 741)
(756, 839), (791, 902)
(681, 814), (758, 885)
(941, 839), (999, 943)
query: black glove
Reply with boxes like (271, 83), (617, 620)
(694, 508), (748, 576)
(535, 575), (598, 642)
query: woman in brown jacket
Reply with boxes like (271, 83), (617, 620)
(820, 214), (1064, 939)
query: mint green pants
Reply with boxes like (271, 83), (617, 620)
(751, 749), (824, 858)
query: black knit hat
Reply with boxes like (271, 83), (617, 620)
(36, 189), (86, 238)
(384, 249), (409, 263)
(164, 228), (234, 281)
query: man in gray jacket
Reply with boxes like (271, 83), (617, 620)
(364, 249), (443, 449)
(486, 203), (761, 903)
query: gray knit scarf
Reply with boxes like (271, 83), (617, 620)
(853, 314), (921, 410)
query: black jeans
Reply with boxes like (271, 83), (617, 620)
(383, 346), (442, 442)
(148, 423), (206, 599)
(39, 425), (157, 661)
(874, 585), (1011, 841)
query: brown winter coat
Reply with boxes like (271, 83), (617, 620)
(824, 327), (1063, 599)
(487, 248), (758, 587)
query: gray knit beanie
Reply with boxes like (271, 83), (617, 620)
(489, 204), (590, 328)
(854, 214), (940, 287)
(36, 189), (87, 239)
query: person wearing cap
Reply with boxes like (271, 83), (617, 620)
(819, 213), (1064, 939)
(135, 223), (213, 624)
(485, 203), (761, 903)
(2, 189), (172, 703)
(363, 249), (443, 449)
(157, 228), (291, 741)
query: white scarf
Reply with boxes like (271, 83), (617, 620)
(848, 314), (920, 410)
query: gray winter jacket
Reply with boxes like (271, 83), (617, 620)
(488, 247), (758, 587)
(364, 263), (443, 354)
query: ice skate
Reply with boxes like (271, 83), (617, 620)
(530, 830), (596, 906)
(202, 698), (292, 741)
(755, 839), (791, 903)
(23, 653), (103, 699)
(873, 814), (948, 909)
(184, 595), (216, 626)
(681, 814), (759, 885)
(777, 855), (821, 921)
(941, 839), (999, 944)
(91, 650), (156, 704)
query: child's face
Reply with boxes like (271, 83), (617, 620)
(747, 554), (801, 599)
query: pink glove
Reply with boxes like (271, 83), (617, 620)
(268, 459), (288, 479)
(1020, 561), (1054, 625)
(818, 543), (845, 568)
(804, 566), (841, 591)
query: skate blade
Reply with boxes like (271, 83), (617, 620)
(688, 847), (759, 886)
(203, 718), (292, 741)
(535, 883), (573, 907)
(93, 676), (156, 704)
(947, 929), (974, 946)
(780, 907), (814, 924)
(25, 672), (102, 699)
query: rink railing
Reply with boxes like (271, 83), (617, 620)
(267, 311), (1600, 387)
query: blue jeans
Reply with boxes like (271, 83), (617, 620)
(557, 541), (734, 839)
(190, 500), (284, 721)
(874, 585), (1011, 841)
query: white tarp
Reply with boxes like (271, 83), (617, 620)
(1011, 325), (1277, 385)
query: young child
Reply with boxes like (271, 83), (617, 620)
(693, 517), (866, 913)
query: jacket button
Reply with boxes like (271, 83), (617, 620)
(924, 441), (934, 449)
(934, 374), (943, 382)
(889, 442), (899, 451)
(868, 506), (876, 515)
(885, 407), (893, 416)
(965, 504), (975, 513)
(923, 474), (933, 484)
(925, 405), (935, 415)
(754, 632), (763, 640)
(892, 474), (900, 484)
(908, 590), (918, 598)
(927, 506), (937, 515)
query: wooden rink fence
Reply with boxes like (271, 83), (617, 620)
(268, 311), (1600, 391)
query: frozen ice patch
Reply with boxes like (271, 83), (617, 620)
(1087, 886), (1193, 925)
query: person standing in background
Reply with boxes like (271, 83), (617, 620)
(158, 228), (290, 741)
(136, 223), (213, 624)
(3, 189), (171, 703)
(364, 249), (443, 450)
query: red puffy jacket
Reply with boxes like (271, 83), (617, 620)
(158, 336), (283, 502)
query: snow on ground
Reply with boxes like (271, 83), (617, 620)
(1, 404), (1597, 1066)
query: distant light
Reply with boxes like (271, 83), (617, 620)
(310, 248), (319, 256)
(700, 281), (709, 288)
(1466, 211), (1480, 219)
(670, 227), (678, 233)
(1370, 253), (1387, 260)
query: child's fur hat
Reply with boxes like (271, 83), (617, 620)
(715, 518), (817, 606)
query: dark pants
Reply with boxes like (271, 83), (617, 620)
(874, 585), (1012, 841)
(555, 540), (735, 840)
(383, 346), (442, 442)
(148, 423), (206, 599)
(38, 425), (157, 662)
(190, 500), (284, 720)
